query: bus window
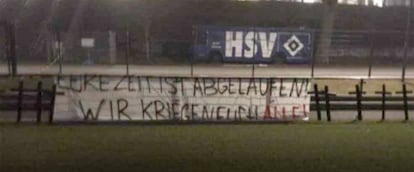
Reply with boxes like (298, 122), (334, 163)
(193, 27), (208, 45)
(204, 31), (208, 45)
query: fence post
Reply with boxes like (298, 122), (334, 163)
(396, 84), (412, 121)
(359, 79), (365, 92)
(375, 84), (392, 121)
(314, 84), (321, 121)
(403, 84), (409, 121)
(49, 84), (57, 124)
(324, 85), (331, 122)
(17, 80), (23, 123)
(381, 84), (386, 121)
(36, 81), (43, 123)
(356, 84), (363, 121)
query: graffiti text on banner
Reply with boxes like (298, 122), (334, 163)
(55, 76), (311, 122)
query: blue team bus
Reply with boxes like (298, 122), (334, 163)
(191, 25), (314, 64)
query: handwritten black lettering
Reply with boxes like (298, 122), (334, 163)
(114, 75), (127, 91)
(117, 98), (131, 120)
(203, 78), (217, 96)
(83, 75), (98, 91)
(181, 104), (190, 120)
(79, 99), (105, 120)
(137, 76), (143, 92)
(217, 78), (228, 95)
(146, 77), (151, 93)
(259, 78), (269, 96)
(193, 78), (203, 96)
(238, 78), (245, 95)
(140, 99), (153, 120)
(228, 78), (236, 95)
(171, 100), (180, 120)
(109, 100), (114, 120)
(191, 104), (199, 120)
(179, 78), (185, 96)
(247, 78), (258, 96)
(159, 78), (163, 93)
(279, 79), (287, 97)
(128, 75), (136, 92)
(154, 100), (166, 120)
(202, 105), (213, 120)
(165, 78), (177, 95)
(99, 75), (109, 92)
(216, 106), (226, 120)
(69, 75), (82, 92)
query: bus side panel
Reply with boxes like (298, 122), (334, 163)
(194, 26), (314, 64)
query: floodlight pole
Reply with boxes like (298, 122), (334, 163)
(252, 28), (256, 78)
(10, 24), (17, 77)
(311, 30), (317, 78)
(190, 56), (194, 77)
(190, 27), (194, 77)
(57, 30), (63, 75)
(368, 11), (376, 79)
(4, 22), (17, 77)
(368, 34), (374, 78)
(125, 25), (131, 76)
(402, 0), (413, 82)
(1, 21), (10, 75)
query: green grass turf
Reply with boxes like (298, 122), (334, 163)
(1, 123), (414, 172)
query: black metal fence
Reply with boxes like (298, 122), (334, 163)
(3, 1), (414, 65)
(311, 82), (414, 122)
(0, 80), (57, 123)
(4, 1), (414, 82)
(1, 76), (414, 123)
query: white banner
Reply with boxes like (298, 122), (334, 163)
(54, 76), (311, 122)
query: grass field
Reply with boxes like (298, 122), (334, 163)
(2, 123), (414, 172)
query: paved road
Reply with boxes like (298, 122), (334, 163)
(0, 64), (413, 79)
